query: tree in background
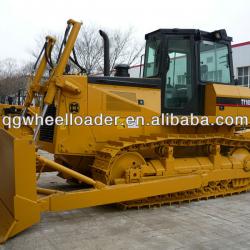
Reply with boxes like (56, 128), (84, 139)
(75, 26), (144, 74)
(0, 59), (31, 103)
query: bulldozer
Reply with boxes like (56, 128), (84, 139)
(2, 19), (250, 243)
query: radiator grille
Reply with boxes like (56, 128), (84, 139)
(39, 104), (56, 142)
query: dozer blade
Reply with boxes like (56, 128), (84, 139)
(0, 128), (40, 244)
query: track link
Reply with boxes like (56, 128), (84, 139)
(118, 179), (250, 209)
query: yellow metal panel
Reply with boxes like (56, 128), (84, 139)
(0, 129), (40, 244)
(205, 83), (250, 122)
(212, 84), (241, 98)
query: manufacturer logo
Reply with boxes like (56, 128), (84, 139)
(241, 99), (250, 106)
(69, 102), (80, 113)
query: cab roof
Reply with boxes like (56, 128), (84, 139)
(145, 29), (232, 42)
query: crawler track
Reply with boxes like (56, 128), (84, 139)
(91, 133), (250, 208)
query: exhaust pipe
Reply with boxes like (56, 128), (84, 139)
(99, 30), (110, 76)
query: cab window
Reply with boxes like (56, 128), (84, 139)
(143, 39), (161, 77)
(200, 41), (231, 83)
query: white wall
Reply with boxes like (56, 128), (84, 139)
(232, 44), (250, 77)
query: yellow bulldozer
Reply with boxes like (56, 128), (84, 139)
(1, 19), (250, 243)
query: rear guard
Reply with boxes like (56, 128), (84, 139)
(0, 129), (40, 244)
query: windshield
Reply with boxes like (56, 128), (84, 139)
(143, 39), (161, 77)
(199, 41), (231, 84)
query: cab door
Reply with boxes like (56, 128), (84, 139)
(162, 35), (199, 115)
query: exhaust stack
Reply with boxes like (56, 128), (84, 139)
(99, 30), (110, 76)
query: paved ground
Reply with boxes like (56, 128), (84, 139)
(1, 152), (250, 249)
(1, 187), (250, 250)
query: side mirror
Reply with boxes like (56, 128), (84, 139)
(234, 78), (239, 85)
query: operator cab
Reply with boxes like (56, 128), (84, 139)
(143, 29), (234, 115)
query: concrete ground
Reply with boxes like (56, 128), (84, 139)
(1, 185), (250, 249)
(1, 152), (250, 250)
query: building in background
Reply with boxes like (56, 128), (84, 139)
(129, 41), (250, 88)
(232, 42), (250, 87)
